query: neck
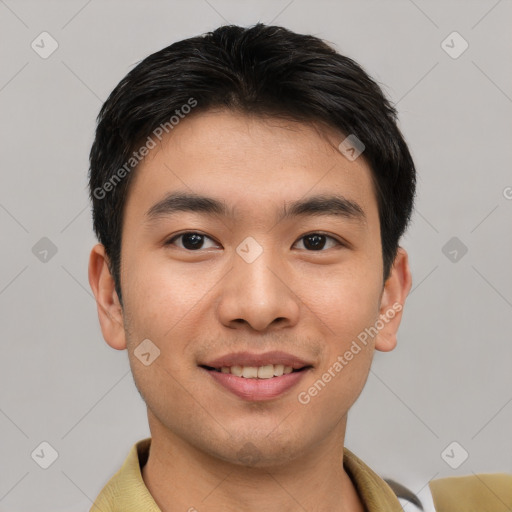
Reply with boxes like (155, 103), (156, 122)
(141, 414), (365, 512)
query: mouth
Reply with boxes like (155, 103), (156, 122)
(199, 363), (310, 378)
(199, 351), (313, 401)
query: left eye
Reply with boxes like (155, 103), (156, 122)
(293, 233), (341, 251)
(166, 232), (341, 251)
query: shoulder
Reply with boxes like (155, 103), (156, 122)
(429, 473), (512, 511)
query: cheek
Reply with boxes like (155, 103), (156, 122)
(120, 256), (202, 421)
(303, 264), (381, 340)
(298, 347), (373, 429)
(121, 249), (206, 338)
(295, 265), (380, 407)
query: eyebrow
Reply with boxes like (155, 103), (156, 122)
(145, 191), (366, 225)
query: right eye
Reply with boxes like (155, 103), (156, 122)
(164, 232), (221, 251)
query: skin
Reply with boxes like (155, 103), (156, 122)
(89, 110), (412, 512)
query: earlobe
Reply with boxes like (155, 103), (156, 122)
(88, 244), (127, 350)
(374, 247), (412, 353)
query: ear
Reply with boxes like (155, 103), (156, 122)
(88, 243), (127, 350)
(374, 247), (412, 352)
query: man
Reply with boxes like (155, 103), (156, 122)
(87, 23), (509, 512)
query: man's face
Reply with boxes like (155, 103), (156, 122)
(106, 110), (403, 465)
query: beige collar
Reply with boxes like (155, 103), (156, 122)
(91, 437), (403, 511)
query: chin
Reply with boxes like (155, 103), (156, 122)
(215, 430), (307, 469)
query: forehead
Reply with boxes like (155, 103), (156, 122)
(123, 110), (379, 228)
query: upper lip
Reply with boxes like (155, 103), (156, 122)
(200, 351), (313, 370)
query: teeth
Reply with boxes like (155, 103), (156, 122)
(242, 366), (258, 378)
(216, 364), (298, 378)
(230, 365), (243, 377)
(258, 364), (274, 379)
(273, 364), (284, 376)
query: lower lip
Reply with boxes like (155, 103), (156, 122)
(203, 368), (309, 401)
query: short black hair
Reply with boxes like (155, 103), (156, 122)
(89, 23), (416, 305)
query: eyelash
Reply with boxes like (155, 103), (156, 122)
(164, 231), (344, 251)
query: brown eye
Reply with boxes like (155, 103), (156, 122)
(166, 232), (219, 250)
(294, 233), (341, 251)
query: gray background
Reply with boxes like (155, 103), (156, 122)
(1, 0), (511, 510)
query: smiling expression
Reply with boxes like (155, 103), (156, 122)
(95, 109), (407, 466)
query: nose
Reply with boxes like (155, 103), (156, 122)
(216, 243), (300, 332)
